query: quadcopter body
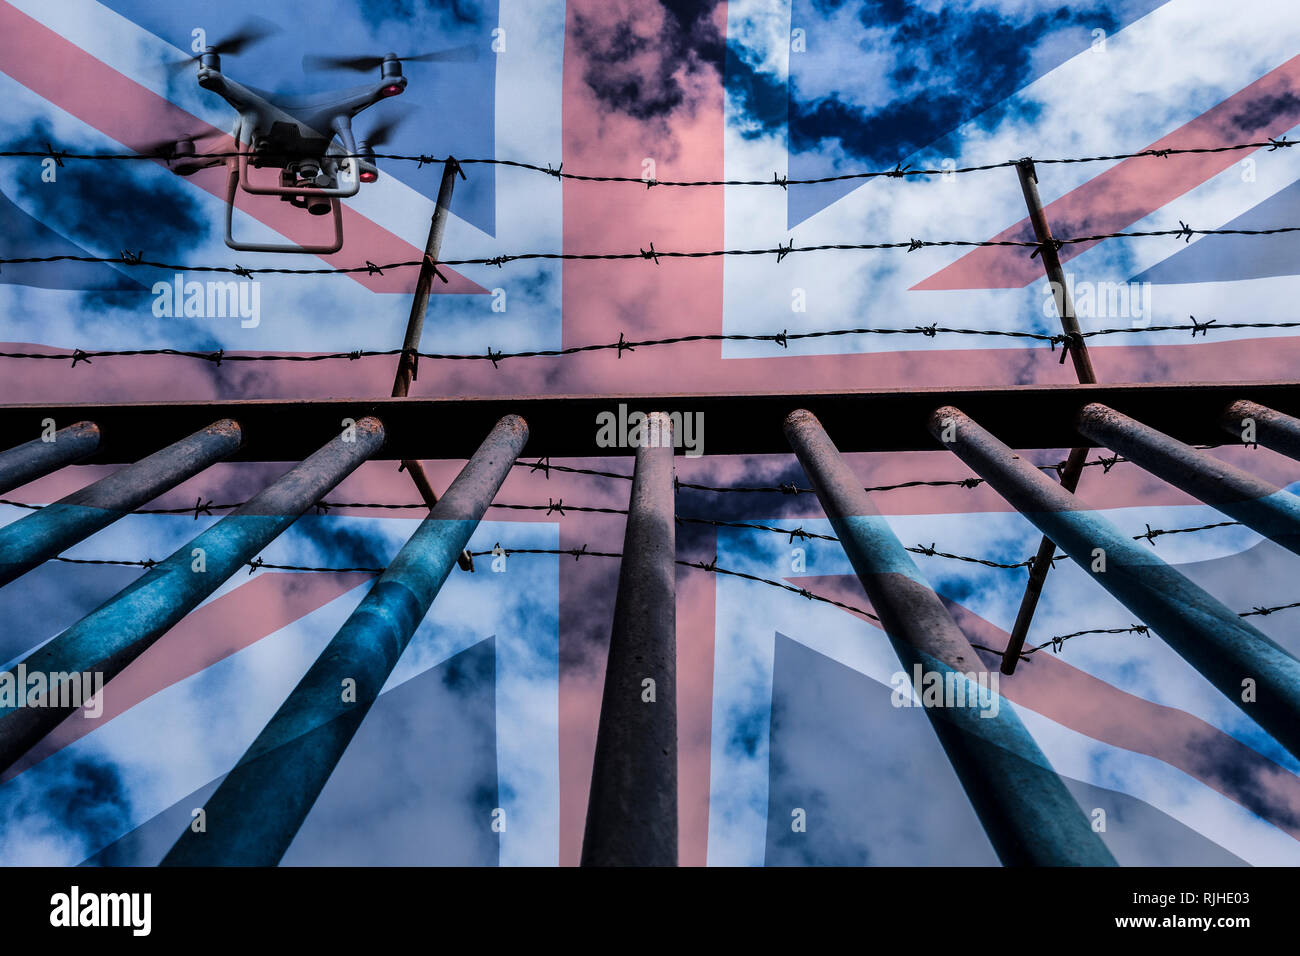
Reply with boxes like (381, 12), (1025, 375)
(158, 28), (451, 254)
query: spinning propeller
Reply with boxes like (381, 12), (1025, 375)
(301, 46), (479, 73)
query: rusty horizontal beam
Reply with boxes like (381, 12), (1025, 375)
(2, 381), (1298, 462)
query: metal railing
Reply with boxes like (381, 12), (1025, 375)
(2, 384), (1300, 865)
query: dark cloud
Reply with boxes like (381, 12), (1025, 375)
(1228, 90), (1300, 136)
(788, 4), (1119, 165)
(13, 122), (206, 259)
(725, 2), (1130, 167)
(8, 754), (135, 858)
(571, 1), (725, 121)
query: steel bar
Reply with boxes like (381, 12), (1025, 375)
(1222, 399), (1300, 462)
(1077, 403), (1300, 558)
(0, 418), (384, 774)
(1002, 446), (1087, 675)
(0, 420), (243, 588)
(785, 409), (1114, 866)
(0, 421), (100, 494)
(162, 415), (528, 867)
(392, 158), (464, 399)
(6, 381), (1300, 462)
(1015, 159), (1096, 384)
(390, 158), (473, 569)
(930, 405), (1300, 763)
(1003, 160), (1098, 675)
(582, 412), (678, 867)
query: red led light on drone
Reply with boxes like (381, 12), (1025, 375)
(359, 170), (378, 182)
(380, 83), (403, 97)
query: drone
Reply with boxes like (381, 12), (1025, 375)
(154, 21), (475, 254)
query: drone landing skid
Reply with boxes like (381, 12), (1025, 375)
(223, 161), (344, 254)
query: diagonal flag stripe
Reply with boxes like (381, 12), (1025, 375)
(914, 54), (1300, 291)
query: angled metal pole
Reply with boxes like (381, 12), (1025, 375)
(0, 421), (100, 494)
(391, 157), (473, 570)
(1077, 402), (1300, 556)
(1015, 159), (1096, 385)
(0, 420), (243, 588)
(0, 417), (384, 774)
(785, 409), (1114, 866)
(930, 405), (1300, 763)
(1222, 399), (1300, 462)
(392, 157), (465, 400)
(582, 412), (678, 867)
(162, 415), (527, 867)
(1000, 159), (1099, 674)
(1002, 445), (1087, 674)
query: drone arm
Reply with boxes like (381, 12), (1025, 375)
(331, 115), (358, 156)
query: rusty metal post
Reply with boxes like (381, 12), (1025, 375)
(1222, 400), (1300, 462)
(163, 415), (527, 867)
(390, 157), (472, 570)
(0, 418), (383, 774)
(1002, 446), (1087, 674)
(0, 421), (100, 494)
(0, 420), (243, 588)
(1015, 159), (1095, 384)
(930, 405), (1300, 763)
(785, 409), (1114, 866)
(1000, 159), (1099, 673)
(392, 158), (464, 399)
(1077, 403), (1300, 558)
(582, 412), (678, 867)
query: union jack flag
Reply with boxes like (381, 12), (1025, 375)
(0, 0), (1298, 867)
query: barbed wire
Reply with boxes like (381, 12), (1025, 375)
(47, 547), (883, 622)
(44, 549), (1298, 655)
(3, 223), (1298, 280)
(1, 318), (1294, 371)
(1024, 597), (1300, 658)
(522, 448), (1218, 497)
(7, 135), (1296, 185)
(0, 491), (1256, 576)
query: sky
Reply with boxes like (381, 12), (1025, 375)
(0, 0), (1298, 866)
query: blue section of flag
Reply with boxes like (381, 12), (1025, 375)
(0, 190), (144, 291)
(82, 636), (500, 865)
(763, 632), (998, 865)
(1134, 178), (1300, 284)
